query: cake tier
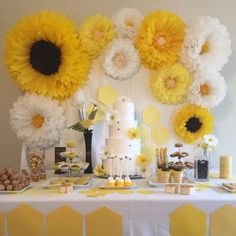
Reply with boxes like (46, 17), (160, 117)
(114, 101), (134, 120)
(106, 138), (141, 157)
(109, 120), (137, 138)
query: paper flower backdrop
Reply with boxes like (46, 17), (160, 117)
(173, 104), (214, 144)
(9, 93), (66, 148)
(79, 14), (117, 59)
(102, 38), (140, 80)
(188, 69), (227, 109)
(112, 8), (143, 39)
(150, 64), (191, 104)
(4, 11), (91, 101)
(135, 11), (185, 70)
(181, 16), (232, 72)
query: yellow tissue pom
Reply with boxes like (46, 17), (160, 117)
(79, 14), (117, 59)
(135, 154), (152, 167)
(4, 11), (91, 101)
(150, 64), (191, 104)
(135, 11), (185, 70)
(173, 104), (214, 144)
(127, 128), (139, 139)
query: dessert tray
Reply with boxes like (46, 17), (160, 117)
(42, 176), (92, 188)
(0, 185), (31, 194)
(99, 182), (137, 190)
(148, 177), (195, 187)
(218, 183), (236, 193)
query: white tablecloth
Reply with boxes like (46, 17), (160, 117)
(0, 174), (236, 236)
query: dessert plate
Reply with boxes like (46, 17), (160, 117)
(0, 185), (31, 194)
(42, 177), (92, 188)
(217, 183), (236, 193)
(99, 182), (137, 190)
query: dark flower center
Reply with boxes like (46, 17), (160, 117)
(30, 40), (61, 75)
(185, 117), (202, 133)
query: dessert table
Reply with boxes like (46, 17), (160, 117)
(1, 172), (236, 236)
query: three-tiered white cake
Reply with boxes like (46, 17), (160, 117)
(103, 98), (141, 175)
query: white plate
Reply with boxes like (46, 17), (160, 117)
(218, 183), (236, 193)
(0, 185), (31, 194)
(99, 182), (137, 190)
(148, 177), (195, 187)
(42, 177), (92, 188)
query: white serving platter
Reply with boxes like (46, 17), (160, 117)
(42, 177), (92, 188)
(218, 183), (236, 193)
(148, 177), (195, 187)
(99, 182), (137, 190)
(0, 185), (31, 194)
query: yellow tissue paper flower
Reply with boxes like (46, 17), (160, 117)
(4, 11), (91, 101)
(173, 104), (214, 144)
(93, 165), (106, 176)
(135, 154), (152, 167)
(127, 128), (139, 139)
(79, 14), (117, 59)
(150, 64), (191, 104)
(135, 11), (185, 70)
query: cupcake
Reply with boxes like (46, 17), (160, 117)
(116, 177), (124, 187)
(124, 177), (132, 187)
(158, 167), (170, 183)
(107, 177), (115, 187)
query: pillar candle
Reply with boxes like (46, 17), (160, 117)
(220, 155), (232, 179)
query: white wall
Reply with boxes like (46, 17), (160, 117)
(0, 0), (235, 172)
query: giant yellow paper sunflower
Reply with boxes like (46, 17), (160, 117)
(79, 15), (117, 59)
(173, 104), (214, 144)
(4, 11), (91, 101)
(135, 11), (185, 70)
(150, 64), (191, 104)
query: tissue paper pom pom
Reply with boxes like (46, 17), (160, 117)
(4, 11), (91, 100)
(188, 69), (227, 109)
(181, 16), (232, 72)
(150, 64), (191, 104)
(9, 93), (66, 148)
(112, 8), (143, 39)
(135, 11), (185, 70)
(173, 104), (214, 144)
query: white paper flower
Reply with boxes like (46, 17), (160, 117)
(203, 134), (219, 148)
(112, 8), (143, 39)
(181, 16), (232, 72)
(102, 38), (140, 80)
(188, 69), (227, 109)
(100, 146), (111, 160)
(105, 109), (119, 125)
(117, 95), (132, 103)
(10, 93), (66, 149)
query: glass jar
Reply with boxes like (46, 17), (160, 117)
(194, 151), (209, 182)
(26, 147), (46, 182)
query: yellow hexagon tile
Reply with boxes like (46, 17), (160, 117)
(98, 85), (118, 106)
(0, 211), (4, 236)
(170, 204), (207, 236)
(7, 204), (44, 236)
(86, 206), (122, 236)
(141, 143), (157, 160)
(46, 205), (83, 236)
(142, 105), (160, 127)
(210, 205), (236, 236)
(137, 124), (150, 144)
(151, 124), (170, 145)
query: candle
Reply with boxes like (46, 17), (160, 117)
(220, 155), (232, 179)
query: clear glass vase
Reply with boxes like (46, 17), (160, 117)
(194, 151), (209, 182)
(26, 147), (46, 182)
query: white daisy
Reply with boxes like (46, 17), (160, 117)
(9, 93), (66, 149)
(203, 134), (219, 148)
(102, 38), (140, 80)
(181, 16), (232, 72)
(112, 8), (143, 39)
(188, 69), (227, 109)
(105, 109), (119, 125)
(100, 146), (111, 160)
(117, 95), (132, 103)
